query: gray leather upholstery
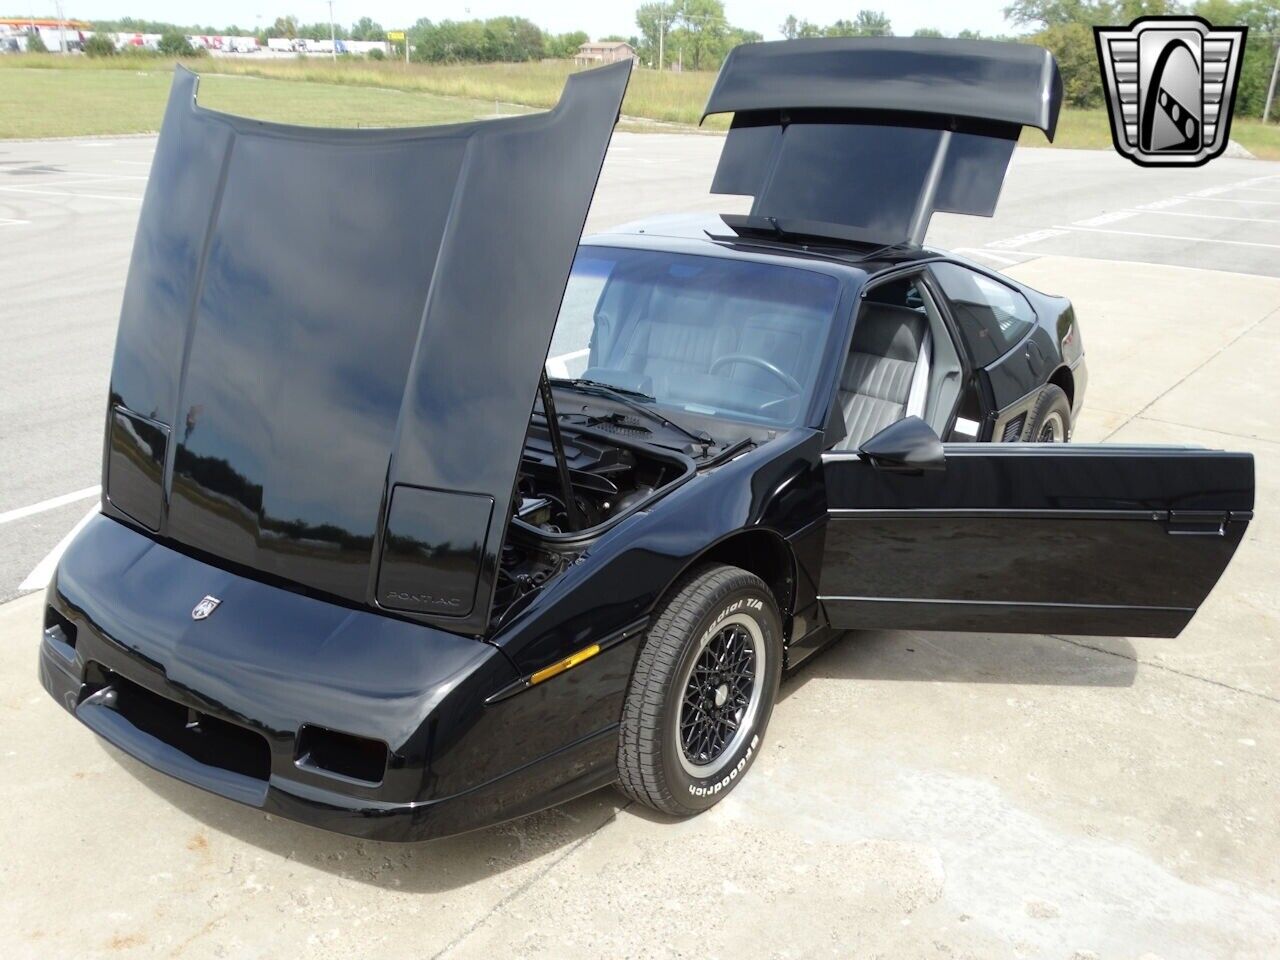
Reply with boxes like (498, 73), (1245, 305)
(615, 300), (815, 406)
(835, 302), (929, 450)
(618, 285), (731, 392)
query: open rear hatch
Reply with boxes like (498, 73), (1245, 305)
(103, 62), (631, 636)
(702, 38), (1063, 245)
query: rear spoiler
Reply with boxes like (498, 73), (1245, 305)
(702, 38), (1063, 246)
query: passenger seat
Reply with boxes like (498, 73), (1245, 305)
(834, 302), (932, 450)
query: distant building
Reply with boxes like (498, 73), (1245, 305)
(574, 40), (637, 65)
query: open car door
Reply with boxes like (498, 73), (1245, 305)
(819, 421), (1253, 637)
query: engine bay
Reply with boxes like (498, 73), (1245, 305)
(515, 422), (689, 534)
(494, 419), (694, 623)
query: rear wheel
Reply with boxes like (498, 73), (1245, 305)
(1023, 384), (1071, 443)
(617, 564), (783, 816)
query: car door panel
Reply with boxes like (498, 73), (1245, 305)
(819, 444), (1253, 637)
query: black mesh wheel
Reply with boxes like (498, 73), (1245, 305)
(617, 564), (782, 817)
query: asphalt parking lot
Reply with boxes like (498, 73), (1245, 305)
(1, 129), (1279, 958)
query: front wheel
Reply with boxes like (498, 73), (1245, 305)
(1023, 384), (1072, 443)
(617, 564), (783, 816)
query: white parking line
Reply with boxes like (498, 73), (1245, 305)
(0, 486), (101, 526)
(1179, 195), (1280, 206)
(19, 505), (98, 592)
(0, 185), (142, 202)
(1, 175), (147, 187)
(985, 228), (1069, 249)
(1052, 224), (1280, 250)
(1073, 211), (1137, 227)
(1186, 177), (1280, 197)
(1124, 208), (1280, 225)
(949, 247), (1025, 266)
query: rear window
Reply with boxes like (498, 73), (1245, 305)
(931, 262), (1036, 365)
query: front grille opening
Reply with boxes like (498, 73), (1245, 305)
(44, 607), (77, 649)
(83, 664), (271, 782)
(295, 723), (388, 785)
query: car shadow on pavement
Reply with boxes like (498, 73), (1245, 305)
(95, 628), (1136, 889)
(99, 743), (629, 893)
(779, 628), (1138, 701)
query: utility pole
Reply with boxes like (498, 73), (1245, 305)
(658, 5), (665, 72)
(327, 0), (336, 62)
(1265, 35), (1279, 125)
(54, 0), (65, 53)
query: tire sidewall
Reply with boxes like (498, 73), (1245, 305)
(1025, 385), (1072, 443)
(660, 583), (782, 812)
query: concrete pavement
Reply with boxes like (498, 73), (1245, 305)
(2, 127), (1280, 958)
(2, 249), (1278, 958)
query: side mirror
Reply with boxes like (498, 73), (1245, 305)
(859, 416), (945, 473)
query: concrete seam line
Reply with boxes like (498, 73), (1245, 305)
(429, 800), (634, 960)
(1048, 635), (1280, 707)
(1136, 415), (1276, 446)
(0, 486), (100, 525)
(1103, 302), (1280, 442)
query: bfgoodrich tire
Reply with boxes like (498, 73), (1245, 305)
(617, 564), (783, 817)
(1023, 384), (1072, 442)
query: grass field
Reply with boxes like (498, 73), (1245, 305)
(0, 66), (528, 138)
(2, 55), (1278, 158)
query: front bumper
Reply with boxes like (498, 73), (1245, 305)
(39, 515), (623, 841)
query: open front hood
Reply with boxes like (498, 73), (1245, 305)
(103, 63), (630, 635)
(703, 38), (1063, 246)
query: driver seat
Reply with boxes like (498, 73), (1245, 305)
(834, 303), (931, 451)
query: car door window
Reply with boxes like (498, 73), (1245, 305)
(829, 275), (964, 450)
(930, 262), (1035, 366)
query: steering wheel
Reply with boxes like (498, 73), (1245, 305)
(709, 353), (803, 395)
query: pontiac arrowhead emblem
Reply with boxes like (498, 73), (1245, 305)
(1095, 16), (1247, 167)
(191, 595), (221, 620)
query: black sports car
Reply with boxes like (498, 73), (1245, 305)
(40, 39), (1253, 839)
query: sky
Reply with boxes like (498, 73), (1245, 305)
(48, 1), (1024, 41)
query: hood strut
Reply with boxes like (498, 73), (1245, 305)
(538, 370), (583, 531)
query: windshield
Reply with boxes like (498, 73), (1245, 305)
(546, 245), (841, 427)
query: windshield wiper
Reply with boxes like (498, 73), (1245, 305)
(549, 377), (712, 450)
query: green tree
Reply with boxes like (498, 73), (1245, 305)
(913, 27), (945, 38)
(157, 30), (195, 56)
(267, 16), (298, 38)
(779, 9), (893, 40)
(548, 30), (589, 58)
(1202, 0), (1280, 118)
(851, 10), (894, 36)
(669, 0), (730, 70)
(26, 30), (47, 53)
(1003, 0), (1099, 26)
(350, 17), (385, 41)
(634, 2), (668, 64)
(83, 33), (117, 56)
(1035, 21), (1102, 106)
